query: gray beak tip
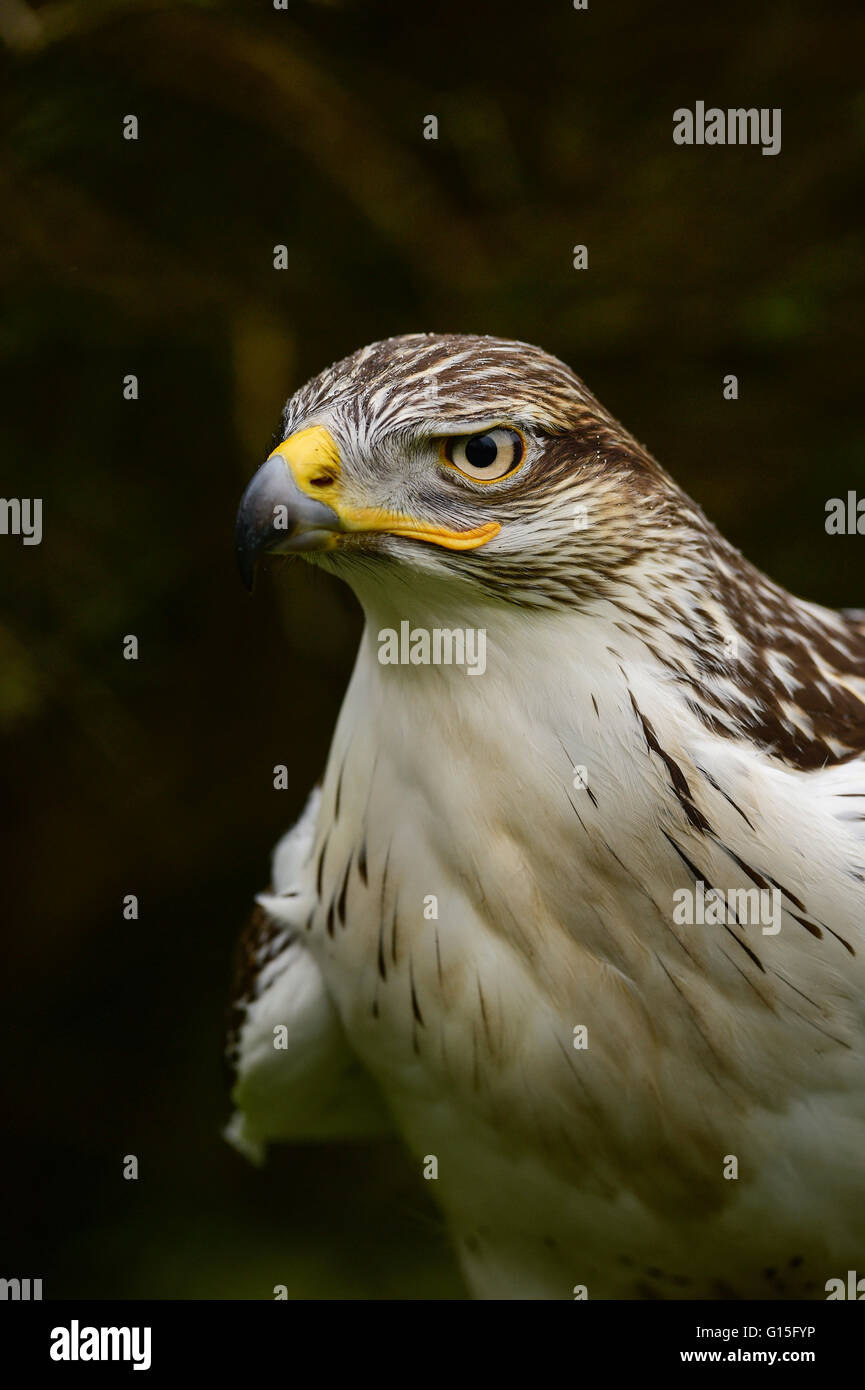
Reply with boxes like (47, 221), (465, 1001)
(235, 453), (342, 590)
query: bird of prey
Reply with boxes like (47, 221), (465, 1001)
(227, 333), (865, 1300)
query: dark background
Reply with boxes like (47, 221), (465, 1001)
(1, 0), (863, 1298)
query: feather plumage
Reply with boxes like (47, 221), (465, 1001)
(229, 335), (865, 1298)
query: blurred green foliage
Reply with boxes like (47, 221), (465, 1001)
(1, 0), (863, 1298)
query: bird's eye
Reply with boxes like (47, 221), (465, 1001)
(444, 428), (525, 482)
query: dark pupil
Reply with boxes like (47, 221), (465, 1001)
(464, 433), (499, 469)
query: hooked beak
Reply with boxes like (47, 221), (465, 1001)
(235, 423), (501, 590)
(235, 456), (342, 590)
(235, 427), (344, 591)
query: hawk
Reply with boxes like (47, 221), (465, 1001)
(227, 333), (865, 1300)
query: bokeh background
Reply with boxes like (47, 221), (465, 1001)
(1, 0), (863, 1299)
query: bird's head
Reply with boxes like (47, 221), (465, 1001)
(235, 334), (865, 770)
(235, 333), (702, 612)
